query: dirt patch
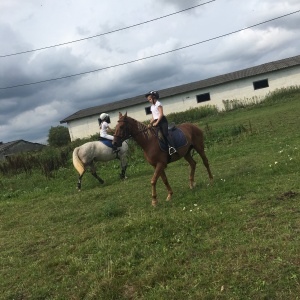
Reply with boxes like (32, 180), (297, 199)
(277, 190), (298, 200)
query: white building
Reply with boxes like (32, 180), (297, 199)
(60, 54), (300, 141)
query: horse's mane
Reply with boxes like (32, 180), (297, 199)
(125, 116), (145, 129)
(125, 115), (155, 137)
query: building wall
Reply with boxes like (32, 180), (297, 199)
(67, 65), (300, 141)
(67, 115), (100, 141)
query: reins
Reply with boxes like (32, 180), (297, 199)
(114, 118), (153, 143)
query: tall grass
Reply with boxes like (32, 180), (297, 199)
(168, 105), (219, 123)
(222, 96), (261, 111)
(262, 85), (300, 104)
(222, 86), (300, 111)
(0, 146), (70, 178)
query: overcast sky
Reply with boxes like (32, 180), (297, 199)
(1, 0), (299, 144)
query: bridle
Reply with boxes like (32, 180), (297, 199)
(113, 119), (131, 142)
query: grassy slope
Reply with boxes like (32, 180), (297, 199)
(0, 93), (299, 299)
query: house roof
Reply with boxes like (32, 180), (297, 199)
(0, 140), (21, 153)
(60, 54), (300, 124)
(0, 140), (45, 154)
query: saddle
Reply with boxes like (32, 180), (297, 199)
(156, 124), (188, 153)
(99, 137), (113, 148)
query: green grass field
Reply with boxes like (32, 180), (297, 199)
(0, 89), (299, 299)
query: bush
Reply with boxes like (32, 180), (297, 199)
(167, 105), (219, 124)
(38, 147), (70, 178)
(222, 96), (261, 111)
(48, 126), (71, 147)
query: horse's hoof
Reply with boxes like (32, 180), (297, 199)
(189, 182), (196, 189)
(166, 195), (172, 201)
(152, 200), (158, 207)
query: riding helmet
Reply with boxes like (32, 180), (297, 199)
(100, 113), (109, 120)
(99, 113), (111, 124)
(145, 90), (159, 99)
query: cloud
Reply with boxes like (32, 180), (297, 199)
(0, 0), (299, 143)
(157, 0), (204, 11)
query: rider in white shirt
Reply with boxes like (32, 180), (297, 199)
(145, 91), (176, 155)
(99, 113), (118, 153)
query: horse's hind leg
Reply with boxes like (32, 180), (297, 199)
(194, 143), (213, 183)
(184, 151), (197, 189)
(77, 174), (84, 191)
(90, 164), (104, 185)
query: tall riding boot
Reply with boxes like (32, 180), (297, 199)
(166, 136), (176, 155)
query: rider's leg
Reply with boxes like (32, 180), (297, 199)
(102, 134), (119, 153)
(160, 122), (176, 155)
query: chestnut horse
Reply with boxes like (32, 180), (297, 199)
(113, 112), (213, 206)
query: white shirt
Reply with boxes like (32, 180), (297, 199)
(100, 121), (113, 140)
(150, 100), (162, 119)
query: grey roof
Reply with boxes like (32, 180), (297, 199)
(0, 140), (21, 153)
(60, 54), (300, 123)
(0, 140), (45, 153)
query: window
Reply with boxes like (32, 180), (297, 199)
(253, 79), (269, 90)
(196, 93), (211, 103)
(145, 106), (151, 115)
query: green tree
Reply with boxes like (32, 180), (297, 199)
(47, 126), (71, 147)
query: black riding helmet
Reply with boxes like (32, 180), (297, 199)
(145, 90), (159, 99)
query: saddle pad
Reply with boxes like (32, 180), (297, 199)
(158, 127), (188, 152)
(100, 139), (113, 148)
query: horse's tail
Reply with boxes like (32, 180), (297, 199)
(72, 147), (85, 176)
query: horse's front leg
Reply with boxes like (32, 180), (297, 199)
(160, 170), (173, 201)
(119, 154), (128, 179)
(120, 165), (127, 179)
(151, 163), (165, 206)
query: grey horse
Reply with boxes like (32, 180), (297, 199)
(72, 141), (128, 190)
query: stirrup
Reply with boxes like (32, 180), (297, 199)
(168, 147), (176, 155)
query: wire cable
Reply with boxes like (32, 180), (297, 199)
(1, 9), (299, 90)
(0, 1), (216, 58)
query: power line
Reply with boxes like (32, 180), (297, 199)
(0, 1), (216, 58)
(1, 9), (299, 90)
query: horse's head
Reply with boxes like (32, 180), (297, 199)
(113, 112), (130, 147)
